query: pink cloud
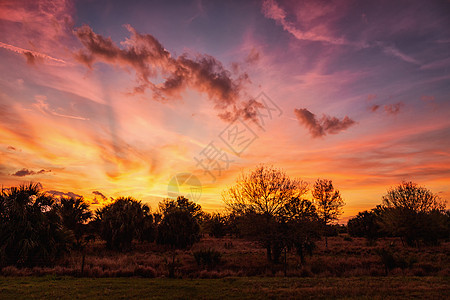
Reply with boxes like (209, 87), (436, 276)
(294, 108), (356, 138)
(74, 24), (261, 123)
(261, 0), (347, 45)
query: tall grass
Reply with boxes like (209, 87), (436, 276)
(1, 236), (448, 278)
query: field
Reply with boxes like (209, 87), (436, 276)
(1, 236), (449, 298)
(1, 276), (449, 299)
(2, 236), (449, 278)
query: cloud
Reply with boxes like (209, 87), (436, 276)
(381, 45), (420, 65)
(11, 168), (51, 177)
(245, 48), (260, 64)
(370, 105), (380, 112)
(74, 25), (257, 122)
(33, 95), (89, 120)
(92, 190), (107, 200)
(47, 190), (83, 199)
(421, 95), (435, 102)
(261, 0), (347, 45)
(0, 41), (67, 65)
(384, 102), (404, 115)
(294, 108), (356, 138)
(367, 94), (377, 102)
(6, 146), (17, 151)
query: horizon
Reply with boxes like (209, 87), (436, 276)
(1, 0), (449, 221)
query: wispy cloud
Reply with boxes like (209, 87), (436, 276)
(33, 95), (89, 120)
(11, 168), (51, 177)
(0, 41), (67, 65)
(380, 44), (420, 65)
(384, 102), (404, 115)
(261, 0), (347, 45)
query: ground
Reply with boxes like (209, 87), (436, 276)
(1, 276), (449, 299)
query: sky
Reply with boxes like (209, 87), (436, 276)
(0, 0), (449, 220)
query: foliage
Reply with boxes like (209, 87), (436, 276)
(382, 181), (445, 213)
(203, 213), (228, 238)
(95, 197), (152, 251)
(57, 196), (92, 249)
(193, 249), (222, 269)
(381, 182), (448, 246)
(347, 206), (384, 242)
(223, 165), (319, 263)
(312, 179), (344, 225)
(312, 179), (344, 248)
(156, 196), (201, 250)
(0, 183), (67, 267)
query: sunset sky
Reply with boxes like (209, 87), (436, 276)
(1, 0), (449, 220)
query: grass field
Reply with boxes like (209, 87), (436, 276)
(0, 276), (449, 299)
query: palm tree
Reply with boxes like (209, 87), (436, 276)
(57, 196), (92, 249)
(95, 197), (151, 251)
(0, 183), (67, 267)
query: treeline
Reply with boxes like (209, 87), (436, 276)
(347, 181), (449, 246)
(0, 183), (205, 270)
(1, 166), (449, 274)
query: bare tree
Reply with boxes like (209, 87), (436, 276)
(381, 181), (447, 246)
(223, 165), (309, 262)
(312, 179), (344, 248)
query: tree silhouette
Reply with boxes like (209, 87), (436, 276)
(223, 165), (309, 263)
(312, 179), (344, 248)
(347, 206), (384, 244)
(156, 196), (201, 249)
(95, 197), (151, 251)
(156, 196), (201, 277)
(0, 183), (67, 267)
(57, 196), (92, 249)
(381, 181), (447, 246)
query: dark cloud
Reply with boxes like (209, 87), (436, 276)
(23, 51), (36, 64)
(74, 24), (258, 122)
(294, 108), (356, 138)
(384, 102), (404, 115)
(11, 168), (51, 177)
(370, 105), (380, 112)
(245, 48), (260, 64)
(7, 146), (17, 151)
(92, 190), (107, 200)
(47, 190), (83, 199)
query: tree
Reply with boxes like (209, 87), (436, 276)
(347, 206), (384, 243)
(223, 165), (309, 263)
(281, 197), (320, 264)
(95, 197), (151, 251)
(381, 181), (447, 246)
(312, 179), (344, 248)
(0, 183), (67, 267)
(156, 196), (201, 249)
(203, 213), (228, 238)
(156, 196), (201, 277)
(57, 196), (92, 249)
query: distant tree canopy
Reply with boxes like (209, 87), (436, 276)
(95, 197), (152, 252)
(156, 196), (201, 250)
(380, 181), (448, 246)
(347, 206), (384, 242)
(312, 179), (344, 248)
(0, 183), (67, 267)
(223, 165), (320, 263)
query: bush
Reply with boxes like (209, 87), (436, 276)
(193, 249), (222, 269)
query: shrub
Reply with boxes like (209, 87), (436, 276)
(193, 249), (222, 269)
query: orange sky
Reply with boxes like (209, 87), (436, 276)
(1, 0), (449, 221)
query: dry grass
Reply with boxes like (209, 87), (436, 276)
(1, 236), (449, 278)
(0, 276), (449, 299)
